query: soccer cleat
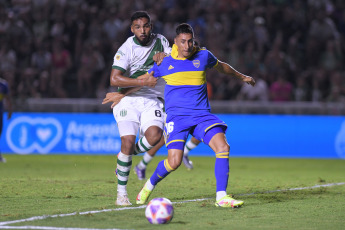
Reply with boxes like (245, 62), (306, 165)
(134, 165), (146, 180)
(136, 184), (152, 204)
(182, 155), (193, 170)
(215, 195), (244, 208)
(115, 194), (132, 206)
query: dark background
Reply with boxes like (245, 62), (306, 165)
(0, 0), (344, 109)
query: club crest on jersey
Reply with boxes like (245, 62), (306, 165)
(115, 55), (121, 60)
(120, 109), (127, 117)
(193, 60), (200, 68)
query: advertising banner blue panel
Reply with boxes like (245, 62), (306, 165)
(1, 113), (345, 159)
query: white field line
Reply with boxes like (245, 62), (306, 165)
(0, 226), (128, 230)
(0, 182), (344, 230)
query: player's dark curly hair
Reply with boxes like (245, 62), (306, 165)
(131, 11), (151, 24)
(176, 23), (194, 37)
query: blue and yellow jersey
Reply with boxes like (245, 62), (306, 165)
(148, 44), (218, 115)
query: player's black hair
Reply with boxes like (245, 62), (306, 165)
(131, 11), (151, 24)
(176, 23), (194, 37)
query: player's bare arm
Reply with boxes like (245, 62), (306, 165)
(214, 61), (256, 86)
(137, 71), (156, 87)
(110, 69), (157, 87)
(102, 87), (142, 108)
(153, 52), (166, 66)
(107, 52), (167, 104)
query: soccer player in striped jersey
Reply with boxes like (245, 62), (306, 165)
(136, 23), (255, 208)
(109, 11), (171, 206)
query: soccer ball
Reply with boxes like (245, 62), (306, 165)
(145, 197), (174, 224)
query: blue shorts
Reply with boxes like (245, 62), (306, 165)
(164, 113), (227, 150)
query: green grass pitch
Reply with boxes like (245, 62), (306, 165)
(0, 154), (344, 230)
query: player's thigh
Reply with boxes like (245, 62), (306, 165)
(117, 121), (139, 137)
(207, 132), (229, 153)
(140, 103), (164, 136)
(113, 98), (141, 136)
(191, 113), (228, 145)
(164, 115), (191, 150)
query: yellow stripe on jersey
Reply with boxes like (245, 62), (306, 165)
(163, 71), (206, 86)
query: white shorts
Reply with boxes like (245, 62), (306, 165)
(113, 96), (164, 137)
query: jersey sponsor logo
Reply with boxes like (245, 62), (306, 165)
(120, 109), (127, 117)
(193, 60), (200, 68)
(168, 65), (174, 70)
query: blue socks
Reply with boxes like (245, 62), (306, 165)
(215, 152), (229, 192)
(150, 159), (175, 186)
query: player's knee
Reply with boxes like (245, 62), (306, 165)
(145, 126), (163, 145)
(121, 136), (136, 154)
(214, 142), (230, 154)
(168, 156), (181, 170)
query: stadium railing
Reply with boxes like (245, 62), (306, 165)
(17, 98), (345, 115)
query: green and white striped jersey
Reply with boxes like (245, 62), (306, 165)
(112, 33), (171, 98)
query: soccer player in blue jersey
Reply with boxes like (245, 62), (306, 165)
(136, 23), (255, 208)
(0, 78), (12, 163)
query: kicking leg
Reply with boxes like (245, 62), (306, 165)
(136, 148), (183, 204)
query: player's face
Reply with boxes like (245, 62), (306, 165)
(131, 17), (152, 46)
(174, 33), (194, 58)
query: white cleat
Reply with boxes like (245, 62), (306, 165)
(115, 194), (132, 206)
(182, 155), (193, 170)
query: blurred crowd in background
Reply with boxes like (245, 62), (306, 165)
(0, 0), (345, 102)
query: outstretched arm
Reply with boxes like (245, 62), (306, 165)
(110, 69), (157, 88)
(102, 87), (141, 108)
(103, 71), (156, 108)
(214, 61), (256, 86)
